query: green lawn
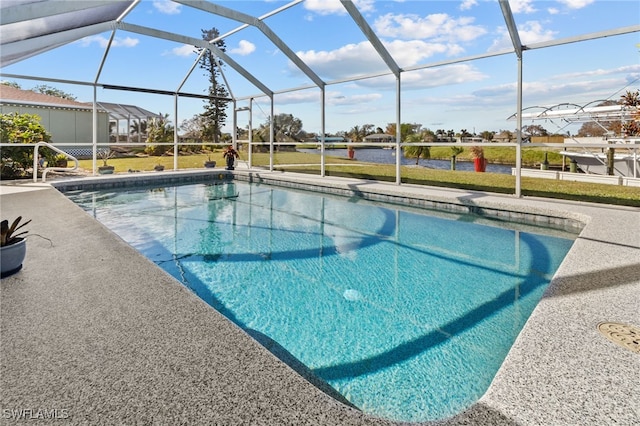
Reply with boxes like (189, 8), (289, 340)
(76, 150), (640, 207)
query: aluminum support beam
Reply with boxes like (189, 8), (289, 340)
(174, 0), (325, 90)
(117, 22), (272, 98)
(499, 0), (523, 59)
(340, 0), (401, 77)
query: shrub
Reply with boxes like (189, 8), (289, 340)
(0, 112), (52, 178)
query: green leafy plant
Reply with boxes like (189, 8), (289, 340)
(469, 145), (484, 159)
(44, 152), (68, 166)
(145, 113), (174, 156)
(450, 146), (464, 157)
(1, 216), (31, 247)
(0, 112), (52, 178)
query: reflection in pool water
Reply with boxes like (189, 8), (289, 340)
(67, 181), (576, 422)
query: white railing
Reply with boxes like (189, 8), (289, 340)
(33, 142), (79, 183)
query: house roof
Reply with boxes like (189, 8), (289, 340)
(94, 102), (161, 121)
(0, 85), (97, 110)
(0, 85), (160, 121)
(364, 133), (394, 140)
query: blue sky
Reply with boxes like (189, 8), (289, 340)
(3, 0), (639, 136)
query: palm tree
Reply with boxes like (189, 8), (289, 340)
(146, 113), (174, 155)
(403, 132), (431, 165)
(130, 120), (147, 135)
(450, 146), (464, 170)
(348, 125), (365, 142)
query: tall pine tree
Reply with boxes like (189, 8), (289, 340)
(198, 28), (230, 145)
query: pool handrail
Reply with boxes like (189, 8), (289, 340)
(33, 142), (79, 183)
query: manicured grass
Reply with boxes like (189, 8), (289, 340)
(79, 152), (218, 172)
(415, 146), (565, 167)
(76, 150), (640, 207)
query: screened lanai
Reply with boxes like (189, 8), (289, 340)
(1, 0), (639, 194)
(97, 102), (161, 143)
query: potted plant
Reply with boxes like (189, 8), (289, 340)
(204, 155), (216, 168)
(1, 216), (30, 277)
(53, 153), (68, 168)
(470, 146), (487, 172)
(541, 151), (549, 170)
(98, 150), (115, 174)
(347, 145), (355, 160)
(222, 145), (239, 170)
(44, 151), (68, 168)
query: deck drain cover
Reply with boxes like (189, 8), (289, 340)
(597, 322), (640, 354)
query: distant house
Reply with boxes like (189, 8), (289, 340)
(314, 135), (347, 143)
(0, 86), (160, 157)
(0, 85), (109, 157)
(364, 133), (395, 143)
(460, 136), (484, 143)
(493, 131), (515, 143)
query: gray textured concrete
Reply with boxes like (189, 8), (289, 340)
(1, 170), (638, 425)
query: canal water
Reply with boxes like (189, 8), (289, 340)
(298, 148), (513, 174)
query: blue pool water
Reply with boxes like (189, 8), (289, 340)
(66, 181), (576, 422)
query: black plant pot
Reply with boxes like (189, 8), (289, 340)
(225, 156), (235, 170)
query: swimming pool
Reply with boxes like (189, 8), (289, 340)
(65, 180), (577, 422)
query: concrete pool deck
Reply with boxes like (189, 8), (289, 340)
(1, 169), (638, 425)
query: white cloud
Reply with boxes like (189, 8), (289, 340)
(303, 0), (375, 15)
(153, 0), (181, 15)
(166, 40), (255, 58)
(550, 64), (640, 80)
(374, 13), (487, 43)
(385, 39), (461, 65)
(520, 78), (625, 102)
(303, 0), (344, 15)
(516, 21), (557, 44)
(295, 10), (490, 80)
(230, 40), (256, 56)
(296, 41), (387, 80)
(168, 44), (196, 57)
(508, 0), (536, 14)
(329, 92), (382, 106)
(276, 90), (383, 108)
(359, 64), (487, 90)
(489, 21), (556, 51)
(473, 65), (640, 108)
(556, 0), (595, 9)
(460, 0), (478, 11)
(78, 35), (139, 49)
(296, 36), (483, 82)
(276, 90), (321, 104)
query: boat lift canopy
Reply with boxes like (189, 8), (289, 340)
(508, 103), (633, 124)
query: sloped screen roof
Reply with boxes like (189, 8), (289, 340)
(96, 101), (160, 121)
(1, 1), (134, 67)
(1, 1), (638, 136)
